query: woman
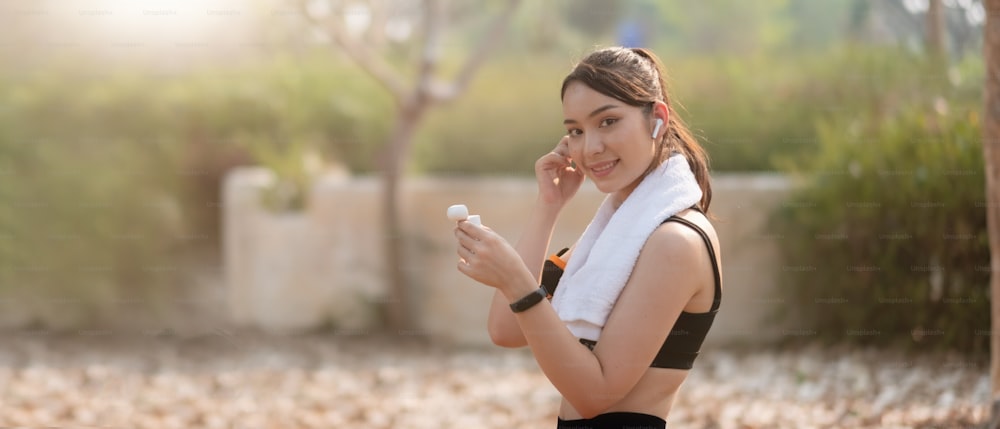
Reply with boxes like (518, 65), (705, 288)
(453, 47), (722, 428)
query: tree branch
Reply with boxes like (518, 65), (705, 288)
(433, 0), (522, 102)
(417, 0), (444, 101)
(297, 0), (409, 102)
(366, 0), (387, 49)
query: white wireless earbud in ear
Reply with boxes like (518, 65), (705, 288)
(652, 118), (664, 139)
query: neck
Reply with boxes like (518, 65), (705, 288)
(611, 156), (667, 209)
(610, 179), (641, 210)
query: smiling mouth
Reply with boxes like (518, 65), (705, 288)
(589, 160), (618, 176)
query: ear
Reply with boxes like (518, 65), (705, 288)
(650, 101), (670, 139)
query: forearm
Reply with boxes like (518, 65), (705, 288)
(487, 199), (562, 346)
(501, 280), (610, 417)
(513, 198), (563, 278)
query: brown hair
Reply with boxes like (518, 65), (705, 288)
(561, 47), (712, 213)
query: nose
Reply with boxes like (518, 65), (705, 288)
(583, 132), (605, 157)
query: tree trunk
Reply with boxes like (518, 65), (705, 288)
(297, 0), (521, 332)
(926, 0), (947, 81)
(985, 0), (1000, 427)
(379, 102), (427, 331)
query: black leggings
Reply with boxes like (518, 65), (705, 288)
(556, 412), (666, 429)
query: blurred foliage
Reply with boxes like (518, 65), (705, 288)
(199, 55), (394, 210)
(564, 0), (624, 39)
(769, 94), (987, 354)
(0, 0), (987, 329)
(680, 45), (972, 172)
(658, 0), (793, 55)
(413, 55), (566, 176)
(0, 69), (186, 326)
(416, 45), (984, 174)
(0, 54), (393, 326)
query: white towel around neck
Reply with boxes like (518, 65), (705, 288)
(550, 153), (703, 341)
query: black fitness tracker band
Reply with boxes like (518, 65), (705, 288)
(509, 287), (547, 313)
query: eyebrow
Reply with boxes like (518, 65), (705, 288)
(563, 104), (619, 124)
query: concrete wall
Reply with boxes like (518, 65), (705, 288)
(224, 168), (795, 346)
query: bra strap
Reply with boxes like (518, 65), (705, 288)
(663, 216), (722, 312)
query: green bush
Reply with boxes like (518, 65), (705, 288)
(0, 70), (185, 326)
(769, 102), (988, 354)
(414, 55), (567, 176)
(414, 46), (974, 174)
(0, 55), (393, 326)
(674, 46), (959, 172)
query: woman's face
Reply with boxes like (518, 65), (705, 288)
(562, 81), (658, 204)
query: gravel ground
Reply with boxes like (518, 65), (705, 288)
(0, 331), (988, 429)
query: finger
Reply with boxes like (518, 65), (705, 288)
(542, 151), (569, 166)
(456, 219), (484, 240)
(456, 259), (473, 277)
(542, 155), (571, 177)
(455, 226), (485, 257)
(455, 228), (477, 248)
(454, 225), (476, 251)
(457, 219), (492, 236)
(560, 136), (571, 151)
(548, 167), (559, 182)
(457, 243), (475, 262)
(553, 136), (570, 157)
(558, 134), (570, 148)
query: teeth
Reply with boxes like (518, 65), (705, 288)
(592, 161), (616, 172)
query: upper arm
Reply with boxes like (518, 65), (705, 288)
(588, 223), (705, 399)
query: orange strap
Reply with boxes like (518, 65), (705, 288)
(547, 253), (566, 270)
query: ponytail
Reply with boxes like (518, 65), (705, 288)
(630, 48), (713, 213)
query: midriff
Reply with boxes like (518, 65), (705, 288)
(558, 366), (688, 420)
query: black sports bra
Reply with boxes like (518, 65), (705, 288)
(540, 210), (722, 370)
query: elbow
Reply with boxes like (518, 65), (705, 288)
(571, 390), (621, 419)
(487, 317), (525, 348)
(489, 331), (518, 348)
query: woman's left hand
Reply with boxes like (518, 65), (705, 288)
(454, 221), (533, 293)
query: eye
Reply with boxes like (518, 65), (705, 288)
(567, 128), (583, 137)
(599, 118), (618, 128)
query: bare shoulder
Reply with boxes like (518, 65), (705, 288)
(646, 210), (717, 255)
(642, 208), (722, 313)
(630, 212), (709, 284)
(653, 209), (720, 261)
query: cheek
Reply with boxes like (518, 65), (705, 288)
(619, 139), (656, 164)
(567, 141), (584, 160)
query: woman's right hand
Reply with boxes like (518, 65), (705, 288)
(534, 136), (585, 209)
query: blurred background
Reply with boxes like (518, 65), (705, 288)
(0, 0), (990, 427)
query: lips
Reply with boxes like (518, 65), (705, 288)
(588, 160), (618, 177)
